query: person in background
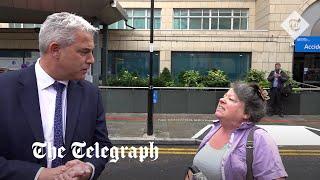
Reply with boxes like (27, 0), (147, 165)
(0, 12), (112, 179)
(21, 63), (28, 69)
(187, 82), (287, 180)
(267, 63), (288, 117)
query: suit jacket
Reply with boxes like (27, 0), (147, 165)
(267, 70), (288, 89)
(0, 65), (112, 180)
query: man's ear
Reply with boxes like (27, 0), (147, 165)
(48, 42), (60, 59)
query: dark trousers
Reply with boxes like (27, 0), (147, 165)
(269, 87), (284, 115)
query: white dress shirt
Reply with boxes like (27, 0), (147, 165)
(35, 59), (68, 168)
(34, 59), (95, 180)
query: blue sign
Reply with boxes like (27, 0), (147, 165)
(295, 36), (320, 52)
(153, 90), (158, 104)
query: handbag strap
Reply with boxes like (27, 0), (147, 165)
(246, 126), (260, 180)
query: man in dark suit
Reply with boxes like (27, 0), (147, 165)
(0, 12), (112, 179)
(267, 63), (288, 117)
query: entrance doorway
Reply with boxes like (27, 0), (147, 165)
(293, 52), (320, 85)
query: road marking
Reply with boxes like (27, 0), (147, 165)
(159, 148), (197, 152)
(256, 125), (320, 145)
(159, 148), (320, 153)
(159, 152), (197, 155)
(305, 126), (320, 132)
(105, 148), (320, 156)
(191, 125), (211, 139)
(192, 125), (320, 146)
(157, 148), (320, 156)
(157, 152), (320, 156)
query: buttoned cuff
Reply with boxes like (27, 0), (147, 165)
(86, 162), (95, 180)
(34, 167), (44, 180)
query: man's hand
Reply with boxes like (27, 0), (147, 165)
(38, 165), (68, 180)
(58, 160), (93, 180)
(274, 73), (280, 78)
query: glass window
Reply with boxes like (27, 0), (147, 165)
(211, 18), (218, 29)
(190, 9), (202, 16)
(241, 11), (248, 17)
(219, 9), (232, 16)
(181, 18), (188, 29)
(149, 9), (161, 16)
(133, 18), (145, 29)
(174, 18), (180, 29)
(154, 18), (161, 29)
(109, 9), (161, 29)
(174, 10), (181, 16)
(181, 9), (188, 16)
(147, 18), (161, 29)
(126, 9), (133, 16)
(219, 18), (231, 29)
(189, 18), (202, 29)
(108, 51), (160, 77)
(233, 10), (241, 16)
(23, 24), (36, 28)
(8, 23), (40, 28)
(108, 22), (118, 29)
(171, 52), (251, 81)
(203, 10), (210, 16)
(240, 18), (247, 29)
(233, 18), (240, 30)
(203, 18), (210, 29)
(0, 50), (39, 71)
(173, 9), (248, 30)
(118, 20), (125, 29)
(211, 10), (218, 16)
(127, 19), (133, 27)
(134, 9), (145, 16)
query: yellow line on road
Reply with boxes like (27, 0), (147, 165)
(159, 148), (320, 153)
(157, 151), (320, 156)
(109, 149), (320, 156)
(280, 153), (320, 156)
(159, 148), (197, 152)
(157, 148), (320, 156)
(159, 152), (197, 155)
(280, 150), (320, 153)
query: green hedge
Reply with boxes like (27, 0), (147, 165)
(105, 68), (298, 88)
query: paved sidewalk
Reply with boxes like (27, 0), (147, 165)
(106, 113), (320, 145)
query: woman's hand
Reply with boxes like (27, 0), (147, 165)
(184, 169), (193, 180)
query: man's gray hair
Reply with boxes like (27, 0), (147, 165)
(39, 12), (98, 55)
(231, 82), (267, 123)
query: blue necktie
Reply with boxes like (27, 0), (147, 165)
(51, 81), (65, 168)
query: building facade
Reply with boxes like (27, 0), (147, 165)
(0, 0), (320, 84)
(106, 0), (320, 83)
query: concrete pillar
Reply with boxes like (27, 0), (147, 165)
(92, 20), (101, 85)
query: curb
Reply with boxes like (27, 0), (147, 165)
(110, 137), (201, 145)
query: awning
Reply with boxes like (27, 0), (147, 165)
(0, 0), (127, 25)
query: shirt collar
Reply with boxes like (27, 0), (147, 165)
(35, 59), (68, 90)
(213, 119), (255, 131)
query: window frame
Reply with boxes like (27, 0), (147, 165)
(109, 8), (162, 30)
(173, 8), (249, 30)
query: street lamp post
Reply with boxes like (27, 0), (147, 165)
(147, 0), (154, 135)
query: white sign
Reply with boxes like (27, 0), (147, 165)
(281, 11), (309, 40)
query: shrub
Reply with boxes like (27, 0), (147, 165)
(282, 70), (299, 88)
(154, 68), (175, 87)
(245, 69), (270, 88)
(106, 70), (148, 87)
(203, 69), (230, 87)
(178, 70), (203, 87)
